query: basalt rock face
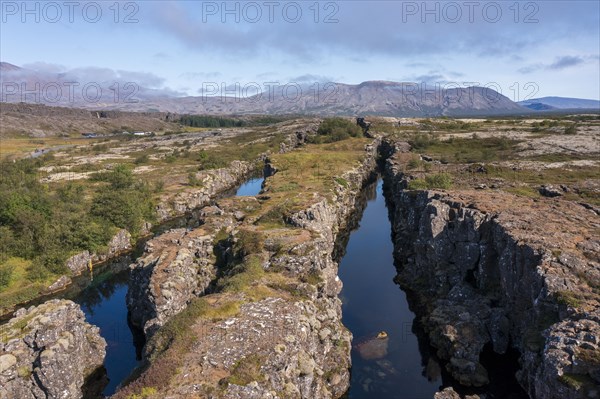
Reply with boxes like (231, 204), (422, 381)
(383, 140), (600, 398)
(0, 300), (106, 399)
(127, 206), (239, 338)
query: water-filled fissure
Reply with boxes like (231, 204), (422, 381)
(338, 178), (528, 399)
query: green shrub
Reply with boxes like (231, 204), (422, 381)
(179, 115), (245, 128)
(91, 189), (154, 236)
(193, 150), (229, 170)
(408, 133), (439, 150)
(0, 264), (14, 288)
(134, 154), (150, 164)
(234, 230), (264, 258)
(188, 173), (203, 187)
(309, 118), (363, 144)
(90, 164), (134, 189)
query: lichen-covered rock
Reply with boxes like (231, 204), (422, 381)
(128, 226), (226, 337)
(539, 184), (564, 197)
(45, 275), (72, 293)
(527, 318), (600, 399)
(434, 387), (461, 399)
(65, 251), (93, 275)
(0, 299), (106, 399)
(434, 387), (480, 399)
(65, 229), (132, 276)
(98, 228), (132, 261)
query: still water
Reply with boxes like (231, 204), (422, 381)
(339, 179), (528, 399)
(235, 176), (263, 196)
(339, 180), (441, 398)
(74, 267), (143, 396)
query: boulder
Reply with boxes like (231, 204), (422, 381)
(0, 299), (106, 399)
(539, 184), (563, 197)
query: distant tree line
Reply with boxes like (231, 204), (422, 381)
(178, 115), (290, 128)
(178, 115), (245, 128)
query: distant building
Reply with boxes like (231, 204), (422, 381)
(82, 133), (97, 138)
(133, 131), (152, 136)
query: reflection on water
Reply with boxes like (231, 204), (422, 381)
(339, 180), (440, 399)
(0, 174), (270, 398)
(235, 177), (264, 196)
(339, 179), (529, 399)
(74, 268), (145, 397)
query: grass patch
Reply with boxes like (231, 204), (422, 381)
(218, 255), (265, 293)
(334, 177), (349, 188)
(505, 186), (541, 199)
(555, 291), (582, 308)
(264, 138), (368, 202)
(300, 269), (323, 286)
(558, 373), (595, 390)
(407, 173), (453, 190)
(222, 354), (266, 386)
(408, 134), (519, 163)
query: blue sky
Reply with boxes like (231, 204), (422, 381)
(1, 0), (599, 100)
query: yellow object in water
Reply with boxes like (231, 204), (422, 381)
(377, 331), (388, 339)
(88, 259), (93, 272)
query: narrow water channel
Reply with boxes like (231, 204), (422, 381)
(339, 179), (441, 398)
(83, 175), (265, 395)
(339, 179), (529, 399)
(74, 265), (144, 397)
(83, 175), (267, 396)
(0, 175), (267, 397)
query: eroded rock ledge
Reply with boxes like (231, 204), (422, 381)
(382, 140), (600, 398)
(127, 203), (242, 337)
(0, 300), (106, 399)
(119, 140), (380, 398)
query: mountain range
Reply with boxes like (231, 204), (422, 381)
(1, 62), (598, 116)
(518, 97), (600, 111)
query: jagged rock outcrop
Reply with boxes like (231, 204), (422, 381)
(434, 387), (480, 399)
(127, 205), (240, 337)
(119, 140), (380, 398)
(383, 140), (600, 398)
(0, 300), (106, 399)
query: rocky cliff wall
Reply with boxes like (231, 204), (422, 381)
(127, 204), (241, 337)
(382, 140), (600, 398)
(0, 300), (106, 399)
